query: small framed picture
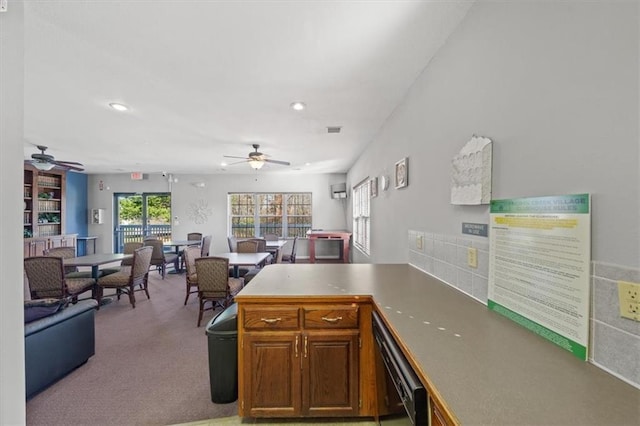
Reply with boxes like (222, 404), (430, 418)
(370, 177), (378, 198)
(395, 157), (408, 189)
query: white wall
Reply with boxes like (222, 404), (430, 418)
(87, 172), (348, 256)
(0, 0), (27, 423)
(348, 1), (639, 268)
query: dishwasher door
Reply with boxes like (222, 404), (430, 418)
(373, 311), (428, 426)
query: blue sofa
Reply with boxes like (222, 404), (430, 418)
(25, 299), (97, 398)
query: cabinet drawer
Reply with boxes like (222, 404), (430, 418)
(303, 306), (359, 329)
(243, 306), (299, 330)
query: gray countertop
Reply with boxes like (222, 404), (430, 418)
(236, 263), (640, 425)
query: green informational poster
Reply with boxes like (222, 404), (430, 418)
(488, 194), (591, 360)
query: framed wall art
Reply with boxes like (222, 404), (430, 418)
(370, 177), (378, 198)
(395, 157), (408, 189)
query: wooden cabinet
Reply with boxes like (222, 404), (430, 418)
(430, 396), (455, 426)
(239, 303), (361, 418)
(24, 165), (66, 239)
(24, 234), (78, 258)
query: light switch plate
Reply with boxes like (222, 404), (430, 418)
(416, 235), (423, 250)
(617, 281), (640, 322)
(467, 248), (478, 268)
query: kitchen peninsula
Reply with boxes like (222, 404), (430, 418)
(235, 264), (640, 425)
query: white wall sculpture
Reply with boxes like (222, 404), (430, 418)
(451, 135), (493, 205)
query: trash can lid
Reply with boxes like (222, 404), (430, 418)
(205, 302), (238, 334)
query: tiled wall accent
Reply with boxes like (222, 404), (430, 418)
(591, 262), (640, 387)
(408, 230), (489, 304)
(408, 230), (640, 389)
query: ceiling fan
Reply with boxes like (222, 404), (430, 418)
(224, 144), (291, 170)
(28, 145), (85, 172)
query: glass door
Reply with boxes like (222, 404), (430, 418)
(114, 192), (171, 252)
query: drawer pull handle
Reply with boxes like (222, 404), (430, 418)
(321, 316), (343, 323)
(260, 317), (282, 324)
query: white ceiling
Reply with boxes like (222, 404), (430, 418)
(22, 1), (472, 175)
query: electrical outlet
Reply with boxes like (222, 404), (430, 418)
(467, 247), (478, 268)
(617, 281), (640, 322)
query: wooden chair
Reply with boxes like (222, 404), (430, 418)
(24, 256), (95, 302)
(144, 239), (178, 279)
(200, 235), (212, 256)
(180, 233), (203, 270)
(282, 236), (298, 263)
(195, 256), (243, 327)
(227, 236), (238, 252)
(44, 246), (89, 278)
(263, 233), (278, 241)
(183, 246), (201, 305)
(236, 240), (259, 253)
(96, 246), (153, 308)
(121, 241), (143, 267)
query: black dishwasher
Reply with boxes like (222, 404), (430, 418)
(373, 311), (427, 426)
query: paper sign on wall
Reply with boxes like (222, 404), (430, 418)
(488, 194), (591, 360)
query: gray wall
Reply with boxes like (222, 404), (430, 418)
(347, 2), (639, 387)
(87, 172), (348, 257)
(0, 0), (27, 423)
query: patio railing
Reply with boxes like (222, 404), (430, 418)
(114, 224), (172, 253)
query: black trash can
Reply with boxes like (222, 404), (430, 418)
(205, 302), (238, 403)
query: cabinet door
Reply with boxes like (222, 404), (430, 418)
(303, 330), (360, 417)
(242, 332), (302, 417)
(25, 239), (47, 257)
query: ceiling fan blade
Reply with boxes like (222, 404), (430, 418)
(224, 155), (250, 160)
(264, 159), (290, 166)
(225, 160), (250, 166)
(51, 160), (84, 171)
(55, 160), (84, 166)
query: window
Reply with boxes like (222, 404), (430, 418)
(352, 179), (370, 255)
(229, 193), (312, 238)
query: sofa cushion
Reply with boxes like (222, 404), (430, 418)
(24, 298), (69, 323)
(24, 299), (98, 336)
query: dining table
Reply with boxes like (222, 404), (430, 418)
(63, 253), (132, 280)
(214, 252), (272, 278)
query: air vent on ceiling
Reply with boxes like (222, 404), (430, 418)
(327, 126), (342, 134)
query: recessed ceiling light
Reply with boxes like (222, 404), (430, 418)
(290, 102), (306, 111)
(305, 162), (311, 166)
(220, 162), (227, 167)
(109, 103), (129, 112)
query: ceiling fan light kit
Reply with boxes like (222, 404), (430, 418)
(28, 145), (85, 172)
(32, 161), (56, 171)
(223, 143), (290, 170)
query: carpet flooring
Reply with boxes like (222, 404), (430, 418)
(26, 269), (237, 426)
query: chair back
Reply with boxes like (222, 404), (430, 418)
(237, 240), (259, 253)
(144, 239), (166, 262)
(195, 257), (230, 298)
(275, 246), (285, 264)
(201, 235), (212, 257)
(187, 232), (203, 241)
(24, 256), (66, 299)
(143, 234), (160, 241)
(44, 246), (77, 274)
(183, 246), (201, 277)
(123, 242), (143, 254)
(248, 238), (267, 252)
(284, 236), (298, 263)
(227, 236), (238, 252)
(263, 233), (278, 241)
(131, 246), (153, 283)
(122, 242), (143, 266)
